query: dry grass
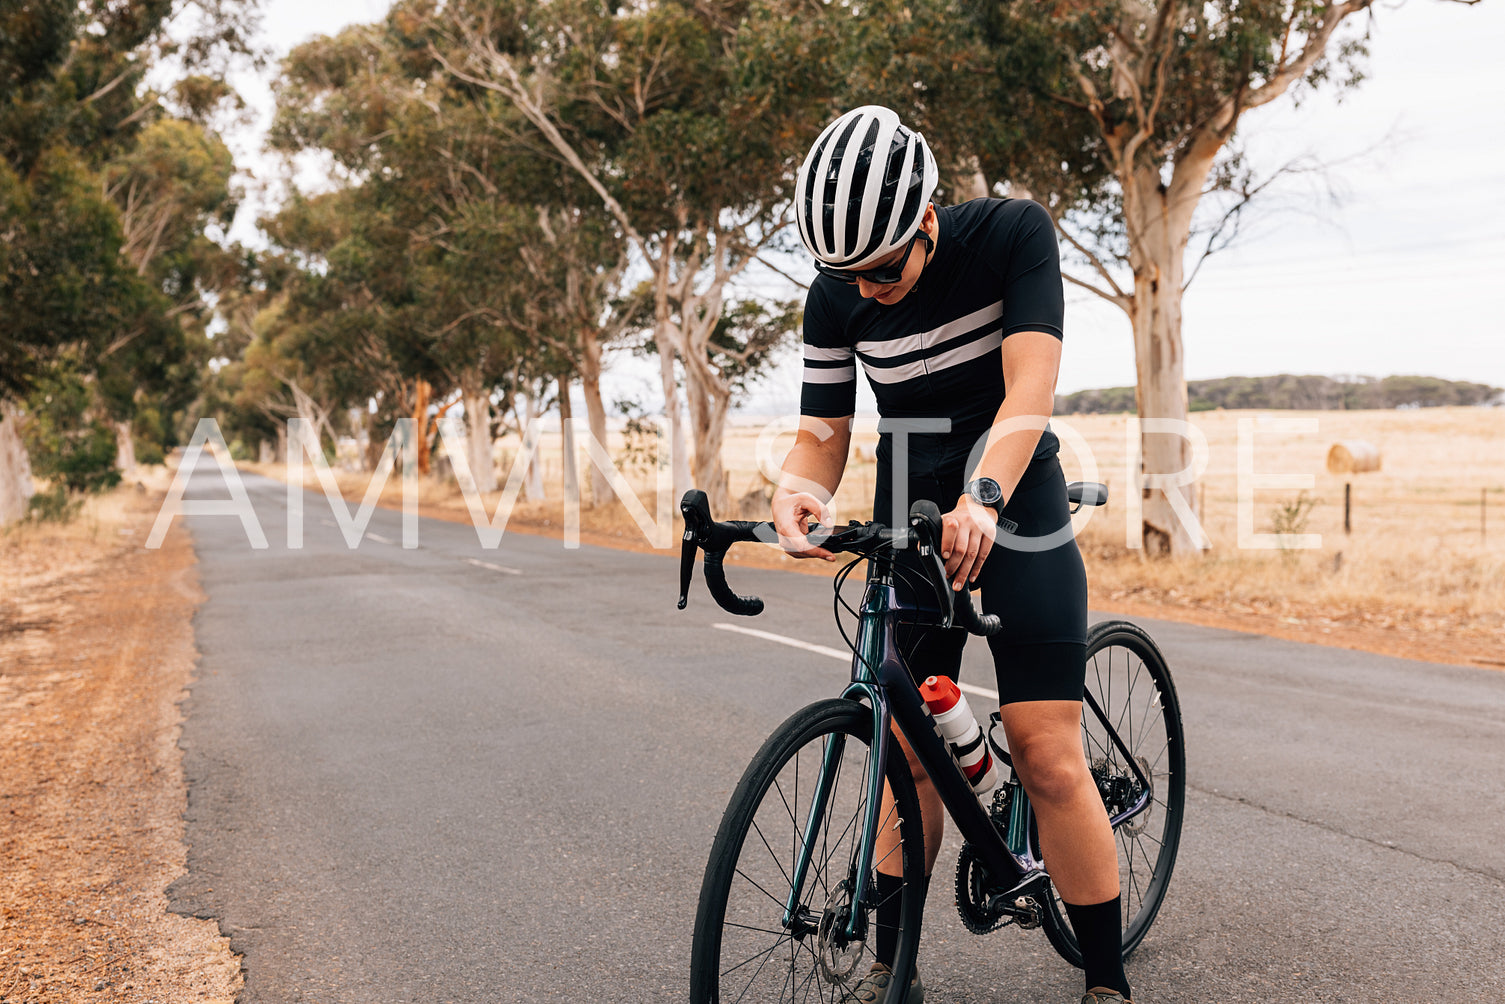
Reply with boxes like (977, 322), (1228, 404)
(1053, 409), (1505, 666)
(0, 473), (241, 1004)
(247, 406), (1504, 668)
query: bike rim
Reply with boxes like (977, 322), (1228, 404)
(1042, 627), (1185, 959)
(708, 715), (916, 1003)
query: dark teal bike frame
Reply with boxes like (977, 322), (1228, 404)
(778, 547), (1153, 940)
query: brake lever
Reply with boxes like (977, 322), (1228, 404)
(907, 500), (956, 630)
(678, 489), (712, 609)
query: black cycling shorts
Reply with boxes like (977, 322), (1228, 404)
(871, 453), (1088, 706)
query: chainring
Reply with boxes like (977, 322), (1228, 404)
(954, 843), (1013, 935)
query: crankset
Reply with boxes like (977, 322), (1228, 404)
(954, 843), (1046, 934)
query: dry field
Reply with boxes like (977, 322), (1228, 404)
(249, 405), (1504, 669)
(0, 477), (240, 1003)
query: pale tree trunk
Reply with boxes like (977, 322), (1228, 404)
(1079, 2), (1373, 557)
(428, 45), (758, 517)
(578, 326), (613, 506)
(114, 420), (137, 474)
(517, 391), (546, 501)
(0, 402), (36, 526)
(459, 372), (497, 494)
(349, 406), (373, 472)
(683, 365), (733, 510)
(652, 255), (693, 504)
(558, 376), (579, 504)
(1123, 159), (1211, 556)
(289, 380), (336, 466)
(948, 156), (991, 203)
(665, 228), (738, 515)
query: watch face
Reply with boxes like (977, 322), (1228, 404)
(970, 478), (1002, 507)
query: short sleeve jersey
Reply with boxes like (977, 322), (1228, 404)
(799, 198), (1065, 466)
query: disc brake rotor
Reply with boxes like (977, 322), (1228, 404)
(815, 880), (865, 984)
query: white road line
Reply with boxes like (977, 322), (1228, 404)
(712, 622), (1001, 703)
(464, 557), (523, 576)
(365, 532), (394, 544)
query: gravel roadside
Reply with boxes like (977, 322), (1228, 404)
(0, 481), (241, 1004)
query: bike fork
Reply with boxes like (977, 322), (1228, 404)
(780, 687), (890, 942)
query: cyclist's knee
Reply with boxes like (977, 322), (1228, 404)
(1010, 739), (1089, 807)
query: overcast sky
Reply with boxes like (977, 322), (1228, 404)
(225, 0), (1505, 408)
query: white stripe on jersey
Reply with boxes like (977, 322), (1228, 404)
(862, 330), (1003, 385)
(804, 345), (854, 362)
(856, 301), (1004, 360)
(803, 364), (858, 384)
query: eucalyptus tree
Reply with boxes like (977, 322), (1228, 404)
(430, 0), (806, 512)
(265, 12), (639, 495)
(0, 0), (260, 521)
(101, 117), (240, 469)
(964, 0), (1483, 554)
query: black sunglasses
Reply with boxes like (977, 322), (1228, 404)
(814, 229), (933, 286)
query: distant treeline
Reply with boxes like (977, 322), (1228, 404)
(1056, 375), (1504, 414)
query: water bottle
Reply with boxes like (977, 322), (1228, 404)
(920, 675), (997, 805)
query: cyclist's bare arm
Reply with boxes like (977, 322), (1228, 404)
(772, 415), (853, 561)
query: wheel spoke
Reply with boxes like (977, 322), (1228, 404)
(723, 934), (785, 984)
(735, 863), (794, 912)
(695, 707), (933, 1004)
(748, 817), (796, 895)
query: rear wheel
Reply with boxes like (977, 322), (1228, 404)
(1040, 620), (1186, 965)
(690, 698), (927, 1003)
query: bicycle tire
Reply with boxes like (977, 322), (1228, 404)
(690, 698), (928, 1003)
(1039, 620), (1186, 967)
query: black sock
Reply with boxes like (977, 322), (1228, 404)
(873, 869), (929, 968)
(1063, 896), (1130, 998)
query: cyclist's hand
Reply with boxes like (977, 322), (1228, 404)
(941, 496), (997, 591)
(772, 490), (837, 561)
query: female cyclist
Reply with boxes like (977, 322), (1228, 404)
(772, 105), (1133, 1004)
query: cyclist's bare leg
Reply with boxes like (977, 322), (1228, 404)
(875, 721), (943, 877)
(998, 699), (1118, 904)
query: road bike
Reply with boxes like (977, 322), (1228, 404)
(676, 485), (1185, 1003)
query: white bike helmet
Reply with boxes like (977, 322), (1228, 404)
(795, 105), (939, 272)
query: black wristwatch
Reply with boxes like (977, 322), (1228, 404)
(965, 477), (1005, 514)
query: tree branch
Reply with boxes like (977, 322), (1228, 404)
(753, 253), (811, 291)
(1055, 221), (1129, 302)
(427, 38), (652, 269)
(1063, 272), (1131, 312)
(1244, 1), (1374, 112)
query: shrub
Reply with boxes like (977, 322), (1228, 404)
(22, 366), (123, 495)
(27, 483), (82, 523)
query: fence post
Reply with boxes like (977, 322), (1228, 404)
(1344, 481), (1352, 535)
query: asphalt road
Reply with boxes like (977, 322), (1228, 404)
(166, 456), (1505, 1003)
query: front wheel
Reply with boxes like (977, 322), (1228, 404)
(1040, 620), (1187, 966)
(690, 698), (928, 1003)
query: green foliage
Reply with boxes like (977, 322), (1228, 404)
(27, 483), (82, 523)
(132, 406), (168, 465)
(22, 366), (122, 495)
(0, 0), (259, 530)
(0, 149), (144, 400)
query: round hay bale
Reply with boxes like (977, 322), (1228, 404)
(1326, 440), (1381, 475)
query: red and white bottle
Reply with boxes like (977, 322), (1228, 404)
(920, 675), (997, 806)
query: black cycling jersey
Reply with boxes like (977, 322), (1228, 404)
(799, 197), (1065, 464)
